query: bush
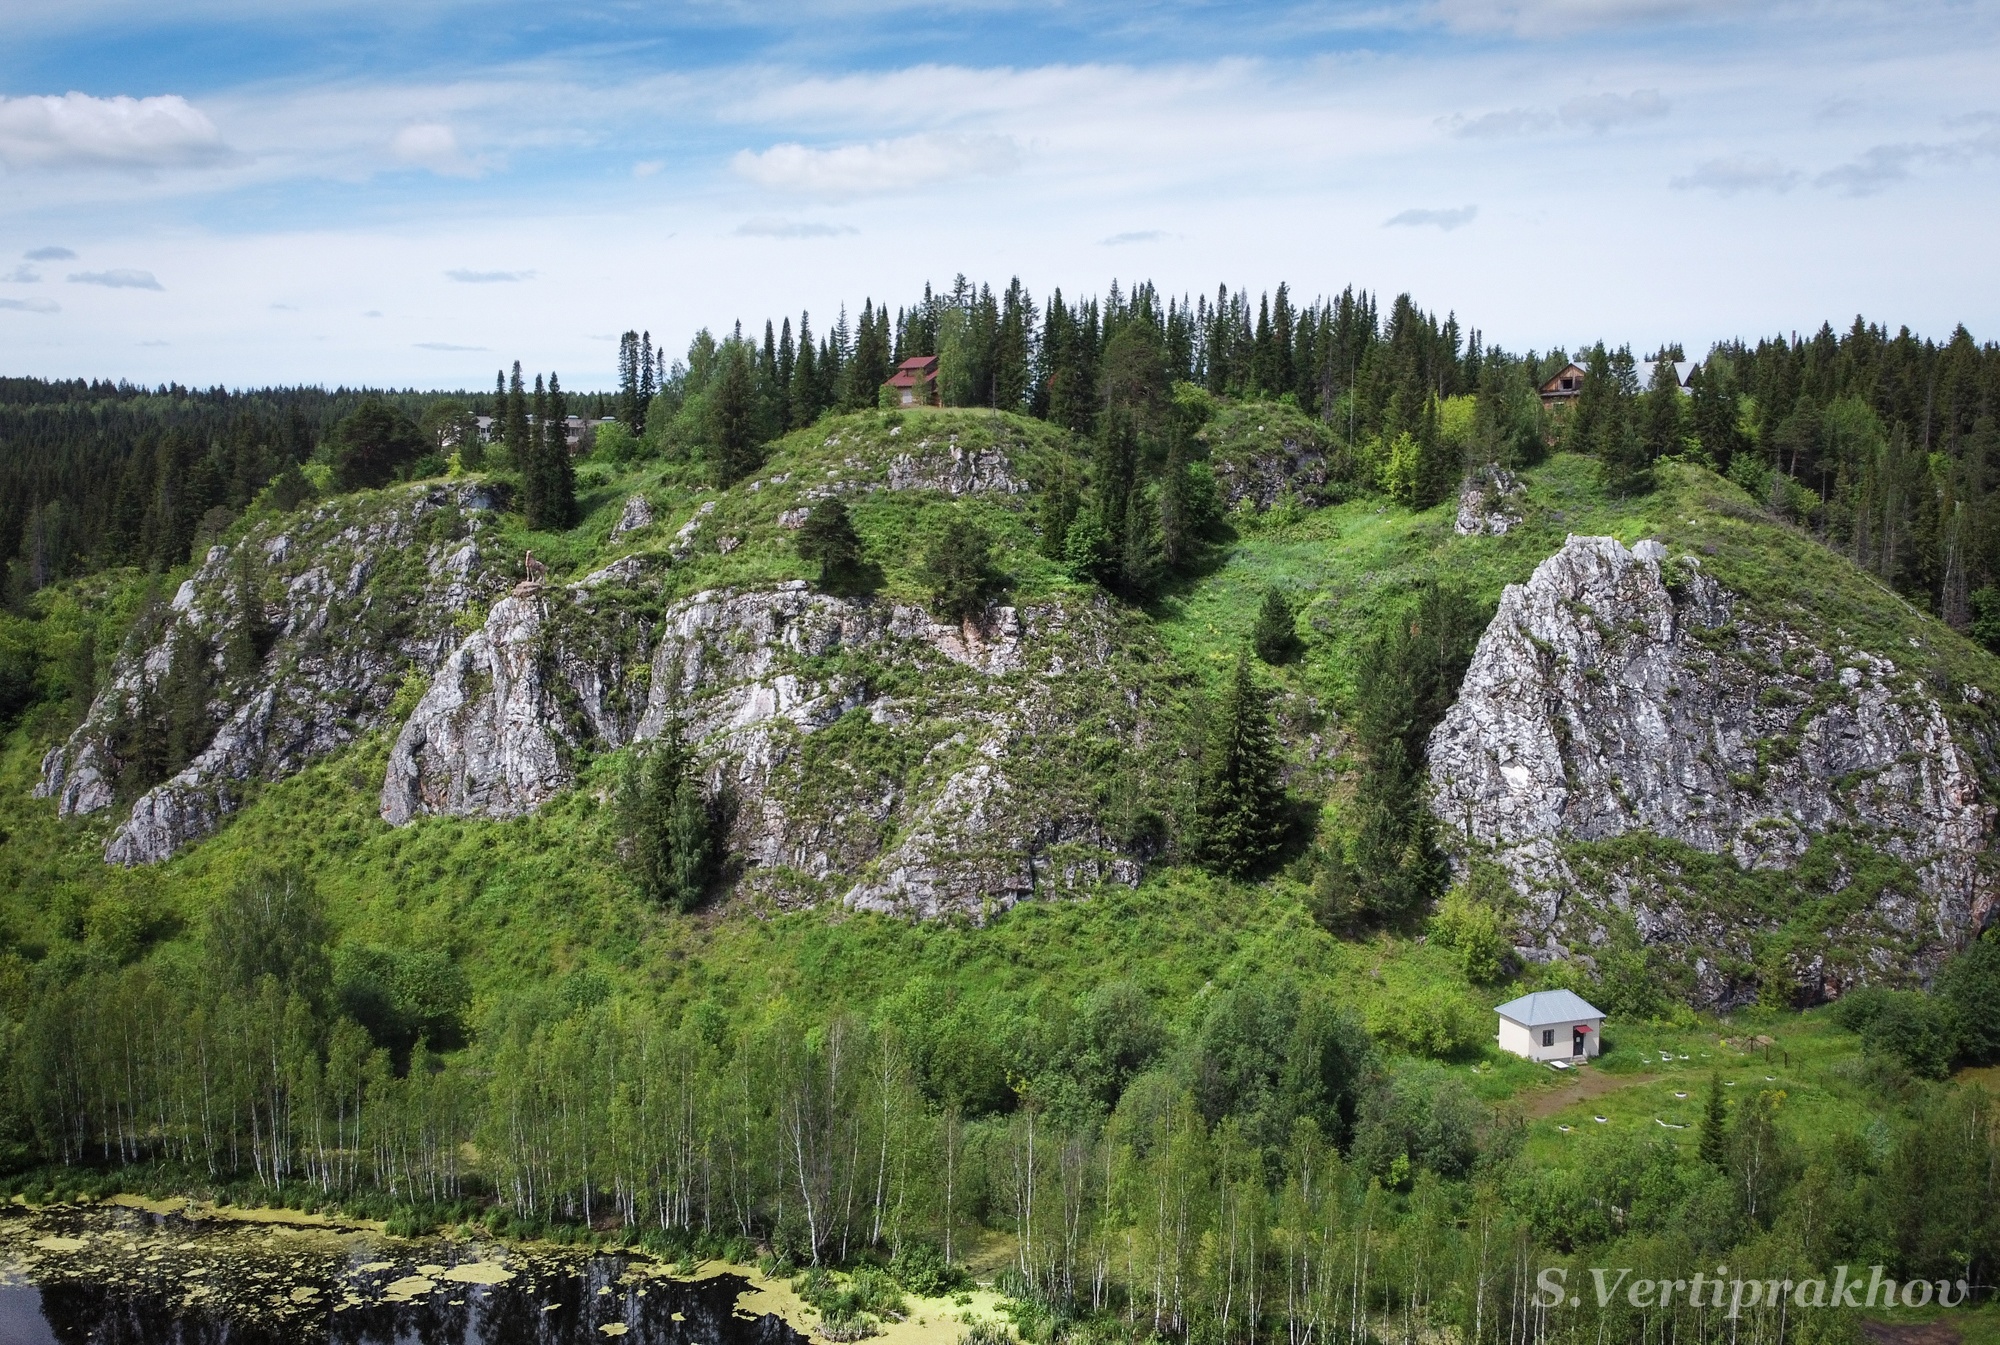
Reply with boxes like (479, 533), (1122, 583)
(891, 1239), (962, 1296)
(1938, 931), (2000, 1063)
(1428, 877), (1509, 983)
(1251, 586), (1301, 664)
(1833, 986), (1955, 1079)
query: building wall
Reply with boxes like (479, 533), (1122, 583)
(1498, 1017), (1603, 1061)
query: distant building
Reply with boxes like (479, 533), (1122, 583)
(1495, 989), (1605, 1063)
(1539, 359), (1695, 408)
(1537, 362), (1586, 408)
(885, 355), (940, 407)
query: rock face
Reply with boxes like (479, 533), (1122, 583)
(611, 494), (654, 538)
(1454, 466), (1522, 536)
(1214, 439), (1332, 510)
(383, 578), (1143, 919)
(1429, 534), (1995, 1003)
(38, 483), (507, 864)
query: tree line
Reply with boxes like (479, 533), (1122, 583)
(3, 867), (1998, 1344)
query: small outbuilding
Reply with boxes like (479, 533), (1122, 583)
(1495, 989), (1604, 1063)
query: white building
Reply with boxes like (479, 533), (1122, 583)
(1495, 989), (1605, 1063)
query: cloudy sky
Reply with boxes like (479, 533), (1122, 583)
(1, 0), (1996, 390)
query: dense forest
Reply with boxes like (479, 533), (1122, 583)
(6, 279), (2000, 627)
(4, 280), (2000, 1344)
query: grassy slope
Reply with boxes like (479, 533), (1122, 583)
(5, 406), (1999, 1159)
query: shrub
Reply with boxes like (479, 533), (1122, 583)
(921, 517), (1003, 625)
(891, 1239), (961, 1296)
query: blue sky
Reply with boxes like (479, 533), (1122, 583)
(1, 0), (1996, 389)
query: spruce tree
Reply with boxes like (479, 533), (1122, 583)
(503, 362), (530, 474)
(921, 516), (1001, 625)
(790, 314), (820, 429)
(1192, 654), (1289, 878)
(710, 343), (761, 485)
(224, 545), (266, 679)
(1119, 486), (1163, 600)
(521, 373), (548, 526)
(162, 623), (213, 776)
(1698, 1071), (1729, 1167)
(528, 372), (577, 530)
(796, 498), (865, 592)
(622, 729), (720, 912)
(1252, 586), (1300, 664)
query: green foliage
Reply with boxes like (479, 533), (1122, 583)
(889, 1239), (962, 1296)
(205, 865), (333, 1008)
(335, 942), (471, 1057)
(1351, 1059), (1482, 1180)
(1427, 872), (1509, 983)
(1938, 929), (2000, 1062)
(1832, 985), (1957, 1078)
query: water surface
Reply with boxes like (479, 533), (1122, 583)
(0, 1201), (810, 1345)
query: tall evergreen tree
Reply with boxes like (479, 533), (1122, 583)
(796, 498), (866, 592)
(503, 362), (530, 473)
(1699, 1071), (1730, 1167)
(1252, 586), (1300, 664)
(1191, 655), (1289, 878)
(711, 343), (761, 485)
(527, 372), (577, 531)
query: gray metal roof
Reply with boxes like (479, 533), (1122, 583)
(1495, 989), (1604, 1026)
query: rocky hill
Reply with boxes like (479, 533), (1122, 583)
(17, 408), (2000, 1002)
(1429, 534), (1995, 1005)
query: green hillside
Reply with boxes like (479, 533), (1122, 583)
(4, 384), (2000, 1345)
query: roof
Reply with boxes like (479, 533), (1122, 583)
(1495, 989), (1604, 1026)
(885, 354), (939, 388)
(1638, 359), (1695, 395)
(1538, 362), (1586, 394)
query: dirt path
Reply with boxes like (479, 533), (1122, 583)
(1520, 1070), (1659, 1119)
(1861, 1321), (1962, 1345)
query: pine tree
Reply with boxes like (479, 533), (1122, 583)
(521, 373), (548, 526)
(1192, 655), (1289, 878)
(796, 498), (865, 592)
(790, 314), (820, 430)
(921, 516), (1001, 625)
(1641, 354), (1686, 465)
(1252, 586), (1300, 664)
(1699, 1071), (1729, 1167)
(618, 331), (641, 430)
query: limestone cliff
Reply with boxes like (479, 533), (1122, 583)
(1428, 534), (1995, 1004)
(381, 575), (1144, 919)
(37, 483), (506, 864)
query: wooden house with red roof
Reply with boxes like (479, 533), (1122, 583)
(884, 355), (940, 407)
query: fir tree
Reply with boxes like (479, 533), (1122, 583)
(521, 373), (548, 526)
(1641, 353), (1687, 465)
(796, 498), (866, 592)
(1118, 486), (1163, 601)
(1252, 586), (1300, 664)
(790, 314), (820, 430)
(162, 623), (214, 776)
(1192, 654), (1289, 878)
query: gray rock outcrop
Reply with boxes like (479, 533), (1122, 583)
(1454, 466), (1522, 536)
(1429, 534), (1994, 1002)
(611, 494), (655, 537)
(38, 483), (507, 864)
(383, 578), (1140, 919)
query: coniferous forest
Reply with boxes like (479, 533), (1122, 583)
(3, 276), (2000, 1345)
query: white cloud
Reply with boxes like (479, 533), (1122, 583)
(1386, 204), (1478, 230)
(0, 297), (60, 313)
(25, 246), (76, 260)
(732, 133), (1020, 199)
(390, 122), (481, 177)
(1670, 155), (1801, 194)
(734, 218), (857, 238)
(1816, 143), (1932, 195)
(1429, 0), (1735, 34)
(69, 268), (162, 289)
(1560, 89), (1671, 132)
(3, 266), (39, 283)
(445, 268), (535, 282)
(1444, 107), (1553, 138)
(414, 341), (488, 350)
(1102, 230), (1168, 245)
(633, 159), (664, 178)
(0, 92), (228, 171)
